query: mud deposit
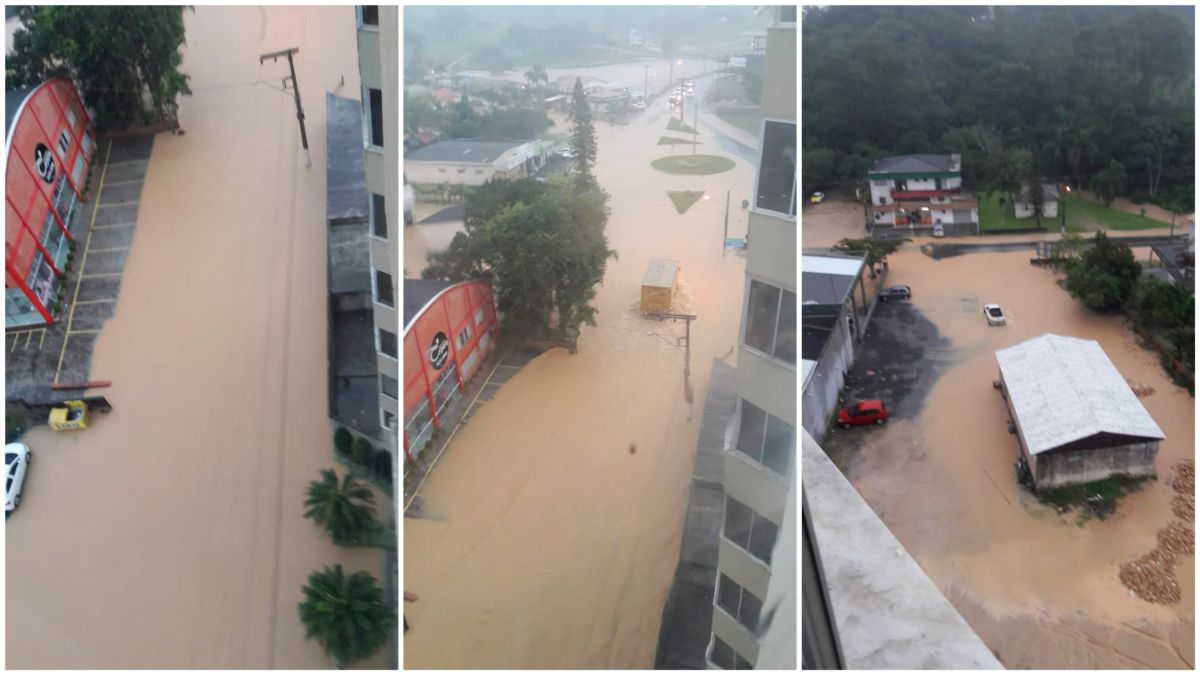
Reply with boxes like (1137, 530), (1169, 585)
(814, 240), (1194, 669)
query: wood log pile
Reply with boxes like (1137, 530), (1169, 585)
(1118, 461), (1194, 605)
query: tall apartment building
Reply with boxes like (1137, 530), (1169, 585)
(707, 5), (797, 669)
(356, 5), (399, 466)
(868, 153), (979, 234)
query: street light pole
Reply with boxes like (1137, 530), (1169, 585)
(644, 64), (649, 100)
(260, 47), (310, 167)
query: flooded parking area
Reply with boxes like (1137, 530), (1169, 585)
(820, 244), (1194, 668)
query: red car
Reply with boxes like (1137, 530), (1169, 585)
(838, 400), (889, 428)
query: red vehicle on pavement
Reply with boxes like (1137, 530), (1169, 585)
(837, 399), (889, 428)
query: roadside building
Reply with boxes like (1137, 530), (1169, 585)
(996, 334), (1165, 490)
(404, 139), (542, 186)
(589, 88), (631, 117)
(800, 252), (869, 440)
(708, 7), (796, 670)
(402, 278), (498, 469)
(543, 94), (570, 113)
(5, 77), (96, 328)
(1014, 182), (1060, 219)
(1148, 214), (1195, 292)
(868, 154), (979, 235)
(356, 4), (400, 459)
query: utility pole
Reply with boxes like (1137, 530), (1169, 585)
(668, 58), (674, 94)
(723, 190), (730, 253)
(692, 87), (699, 155)
(260, 47), (310, 167)
(644, 64), (649, 100)
(678, 77), (685, 122)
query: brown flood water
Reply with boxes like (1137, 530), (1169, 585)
(403, 98), (754, 668)
(6, 7), (391, 669)
(837, 245), (1194, 668)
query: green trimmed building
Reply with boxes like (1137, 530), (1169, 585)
(867, 154), (978, 235)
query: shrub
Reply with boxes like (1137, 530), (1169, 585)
(352, 437), (373, 464)
(333, 427), (353, 457)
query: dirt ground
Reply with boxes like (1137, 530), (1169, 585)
(814, 229), (1195, 667)
(6, 7), (391, 669)
(403, 88), (755, 668)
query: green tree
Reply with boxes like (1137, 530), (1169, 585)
(1022, 157), (1046, 228)
(1051, 232), (1086, 260)
(832, 237), (910, 278)
(568, 78), (599, 189)
(1090, 159), (1127, 207)
(404, 30), (427, 84)
(303, 469), (379, 546)
(524, 64), (549, 89)
(1064, 231), (1141, 312)
(7, 6), (193, 130)
(445, 93), (481, 139)
(403, 92), (442, 138)
(298, 565), (394, 669)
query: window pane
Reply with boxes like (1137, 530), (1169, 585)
(711, 636), (736, 670)
(735, 652), (754, 669)
(762, 415), (794, 476)
(360, 5), (379, 25)
(375, 270), (394, 306)
(738, 586), (763, 631)
(756, 120), (796, 215)
(744, 280), (780, 354)
(372, 193), (388, 238)
(724, 497), (753, 550)
(749, 514), (778, 564)
(736, 399), (766, 462)
(716, 574), (740, 617)
(369, 88), (384, 146)
(774, 289), (796, 363)
(380, 374), (398, 399)
(379, 329), (398, 358)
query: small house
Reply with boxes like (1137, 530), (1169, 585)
(641, 258), (678, 314)
(995, 334), (1165, 490)
(1014, 183), (1060, 219)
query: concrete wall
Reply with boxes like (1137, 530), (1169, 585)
(755, 465), (796, 669)
(736, 348), (795, 426)
(760, 24), (795, 120)
(1036, 441), (1159, 489)
(404, 162), (496, 186)
(747, 210), (796, 288)
(801, 313), (853, 440)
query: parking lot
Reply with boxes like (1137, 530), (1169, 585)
(5, 136), (153, 400)
(818, 243), (1194, 668)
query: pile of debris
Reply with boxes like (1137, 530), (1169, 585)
(1118, 460), (1195, 605)
(1126, 380), (1156, 398)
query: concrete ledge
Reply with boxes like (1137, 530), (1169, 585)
(802, 431), (1003, 669)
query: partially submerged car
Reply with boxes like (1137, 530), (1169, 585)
(837, 400), (889, 428)
(810, 191), (825, 204)
(6, 442), (30, 514)
(984, 303), (1006, 326)
(878, 285), (911, 301)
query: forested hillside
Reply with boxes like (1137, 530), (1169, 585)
(802, 6), (1194, 211)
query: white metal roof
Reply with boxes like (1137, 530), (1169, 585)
(801, 255), (865, 277)
(995, 334), (1165, 455)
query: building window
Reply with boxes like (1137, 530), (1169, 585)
(724, 497), (779, 564)
(475, 308), (485, 327)
(457, 324), (471, 349)
(57, 129), (70, 155)
(475, 169), (484, 174)
(358, 5), (379, 26)
(754, 120), (795, 217)
(380, 374), (398, 400)
(744, 279), (796, 364)
(371, 193), (388, 239)
(375, 269), (394, 306)
(66, 108), (77, 128)
(457, 168), (466, 174)
(379, 328), (397, 358)
(367, 88), (384, 147)
(438, 168), (447, 173)
(382, 409), (395, 430)
(736, 399), (794, 476)
(711, 636), (753, 670)
(716, 574), (763, 632)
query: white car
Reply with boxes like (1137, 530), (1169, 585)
(557, 147), (577, 159)
(6, 442), (31, 513)
(983, 304), (1006, 326)
(631, 98), (646, 110)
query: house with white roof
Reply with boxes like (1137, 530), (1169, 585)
(995, 334), (1165, 490)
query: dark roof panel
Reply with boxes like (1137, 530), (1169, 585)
(872, 154), (958, 174)
(404, 278), (454, 330)
(325, 93), (369, 223)
(6, 86), (36, 141)
(406, 139), (528, 164)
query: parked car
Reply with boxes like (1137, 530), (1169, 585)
(6, 442), (30, 514)
(932, 224), (945, 238)
(557, 147), (577, 159)
(810, 191), (825, 204)
(631, 98), (646, 110)
(838, 400), (889, 428)
(878, 285), (911, 301)
(983, 303), (1006, 326)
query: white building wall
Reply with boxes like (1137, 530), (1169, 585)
(1015, 200), (1059, 219)
(943, 176), (962, 190)
(404, 162), (496, 185)
(869, 181), (891, 205)
(905, 177), (936, 190)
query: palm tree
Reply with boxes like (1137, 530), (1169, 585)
(303, 469), (377, 545)
(299, 565), (394, 669)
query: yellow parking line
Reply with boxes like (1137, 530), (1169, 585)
(25, 331), (33, 350)
(91, 222), (134, 230)
(95, 201), (138, 209)
(99, 178), (142, 188)
(79, 272), (122, 279)
(67, 329), (100, 336)
(38, 328), (46, 351)
(88, 246), (130, 254)
(55, 139), (112, 385)
(10, 335), (18, 353)
(73, 298), (116, 305)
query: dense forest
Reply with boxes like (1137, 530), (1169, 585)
(802, 6), (1195, 211)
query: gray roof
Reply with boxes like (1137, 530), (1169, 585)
(872, 154), (959, 174)
(325, 93), (368, 223)
(996, 334), (1165, 455)
(404, 278), (454, 331)
(1017, 183), (1060, 202)
(6, 86), (36, 141)
(406, 139), (528, 165)
(643, 258), (678, 289)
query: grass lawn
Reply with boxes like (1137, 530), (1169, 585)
(978, 193), (1037, 231)
(668, 191), (706, 214)
(666, 117), (698, 135)
(657, 136), (700, 146)
(650, 155), (735, 176)
(980, 192), (1172, 232)
(715, 107), (764, 136)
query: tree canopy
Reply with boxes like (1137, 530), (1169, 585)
(298, 565), (393, 668)
(1064, 231), (1142, 312)
(7, 6), (193, 130)
(802, 6), (1194, 209)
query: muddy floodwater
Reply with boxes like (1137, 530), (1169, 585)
(403, 87), (755, 667)
(810, 222), (1194, 667)
(7, 7), (390, 669)
(460, 57), (715, 97)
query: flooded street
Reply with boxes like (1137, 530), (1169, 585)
(403, 90), (754, 666)
(815, 235), (1195, 667)
(461, 57), (715, 97)
(6, 7), (390, 669)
